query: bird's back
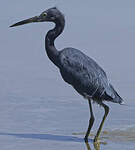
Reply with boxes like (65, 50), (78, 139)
(58, 48), (123, 104)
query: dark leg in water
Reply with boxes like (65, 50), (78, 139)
(84, 99), (95, 142)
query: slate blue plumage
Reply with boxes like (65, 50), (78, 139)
(59, 48), (123, 104)
(10, 7), (124, 143)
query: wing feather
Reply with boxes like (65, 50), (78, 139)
(59, 48), (112, 99)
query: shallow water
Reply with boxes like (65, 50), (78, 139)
(0, 94), (134, 150)
(73, 126), (135, 143)
(1, 0), (135, 150)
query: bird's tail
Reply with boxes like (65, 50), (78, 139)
(109, 84), (124, 105)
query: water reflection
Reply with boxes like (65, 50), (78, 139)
(93, 142), (100, 150)
(85, 142), (99, 150)
(85, 142), (92, 150)
(0, 132), (103, 149)
(85, 141), (103, 150)
(0, 132), (106, 150)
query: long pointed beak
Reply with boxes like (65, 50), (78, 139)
(10, 16), (39, 27)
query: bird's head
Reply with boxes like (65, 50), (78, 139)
(10, 7), (65, 27)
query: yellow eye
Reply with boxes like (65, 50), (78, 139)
(43, 13), (47, 16)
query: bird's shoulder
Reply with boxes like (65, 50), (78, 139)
(59, 47), (107, 78)
(59, 48), (87, 71)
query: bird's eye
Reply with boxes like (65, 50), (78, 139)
(43, 13), (47, 17)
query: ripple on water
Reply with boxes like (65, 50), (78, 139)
(101, 125), (135, 142)
(72, 125), (135, 143)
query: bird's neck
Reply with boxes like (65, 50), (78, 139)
(45, 18), (65, 67)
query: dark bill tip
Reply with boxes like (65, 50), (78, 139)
(10, 23), (22, 27)
(10, 16), (39, 28)
(10, 25), (14, 27)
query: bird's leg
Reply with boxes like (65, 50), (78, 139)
(84, 99), (95, 142)
(94, 103), (109, 142)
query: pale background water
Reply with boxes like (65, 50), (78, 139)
(0, 0), (135, 150)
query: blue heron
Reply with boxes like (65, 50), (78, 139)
(10, 7), (124, 142)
